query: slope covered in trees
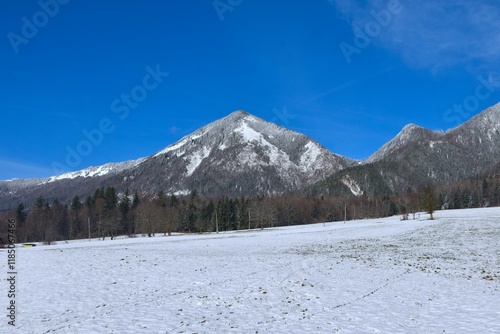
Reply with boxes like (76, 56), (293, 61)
(2, 175), (500, 244)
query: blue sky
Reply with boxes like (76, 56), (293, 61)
(1, 0), (500, 179)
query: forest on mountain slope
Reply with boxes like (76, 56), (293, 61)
(2, 176), (499, 245)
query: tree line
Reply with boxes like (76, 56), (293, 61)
(2, 176), (500, 244)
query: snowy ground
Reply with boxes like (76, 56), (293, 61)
(2, 208), (499, 333)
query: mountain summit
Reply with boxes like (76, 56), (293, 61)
(0, 111), (356, 210)
(2, 103), (500, 211)
(122, 110), (356, 196)
(366, 124), (443, 163)
(309, 102), (500, 197)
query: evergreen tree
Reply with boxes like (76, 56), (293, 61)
(71, 196), (82, 211)
(13, 203), (27, 242)
(85, 195), (94, 209)
(461, 188), (471, 208)
(389, 200), (398, 216)
(35, 196), (45, 211)
(119, 189), (131, 215)
(119, 189), (132, 234)
(92, 188), (104, 202)
(69, 195), (83, 240)
(185, 202), (198, 232)
(105, 187), (118, 211)
(16, 203), (27, 225)
(228, 198), (237, 230)
(238, 197), (250, 229)
(132, 191), (140, 209)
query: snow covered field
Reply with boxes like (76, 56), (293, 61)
(2, 208), (499, 333)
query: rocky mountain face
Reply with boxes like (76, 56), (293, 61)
(310, 103), (500, 197)
(108, 111), (356, 196)
(365, 124), (444, 164)
(2, 103), (500, 211)
(0, 110), (355, 211)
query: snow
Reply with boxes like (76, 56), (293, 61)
(235, 121), (293, 170)
(235, 121), (263, 143)
(154, 139), (188, 157)
(47, 165), (114, 182)
(44, 159), (146, 184)
(242, 114), (259, 123)
(341, 175), (363, 196)
(4, 208), (500, 333)
(299, 141), (322, 170)
(366, 124), (443, 163)
(154, 132), (205, 157)
(236, 149), (261, 167)
(185, 147), (210, 176)
(172, 189), (190, 196)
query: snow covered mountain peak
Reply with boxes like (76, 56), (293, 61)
(138, 110), (356, 196)
(218, 109), (262, 126)
(401, 123), (422, 132)
(3, 102), (500, 210)
(1, 109), (357, 208)
(364, 101), (500, 166)
(227, 109), (251, 119)
(366, 123), (443, 163)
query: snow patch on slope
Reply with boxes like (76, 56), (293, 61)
(300, 141), (322, 170)
(173, 189), (190, 196)
(154, 132), (206, 157)
(185, 146), (211, 176)
(235, 121), (262, 143)
(44, 159), (145, 184)
(234, 120), (293, 170)
(155, 139), (187, 157)
(341, 175), (363, 196)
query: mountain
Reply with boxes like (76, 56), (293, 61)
(365, 124), (443, 163)
(0, 110), (356, 211)
(309, 102), (500, 197)
(3, 102), (500, 212)
(106, 111), (356, 195)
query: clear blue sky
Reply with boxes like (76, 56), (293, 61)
(1, 0), (500, 179)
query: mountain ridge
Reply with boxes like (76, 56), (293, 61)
(310, 102), (500, 197)
(1, 103), (499, 211)
(107, 109), (357, 197)
(0, 110), (355, 210)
